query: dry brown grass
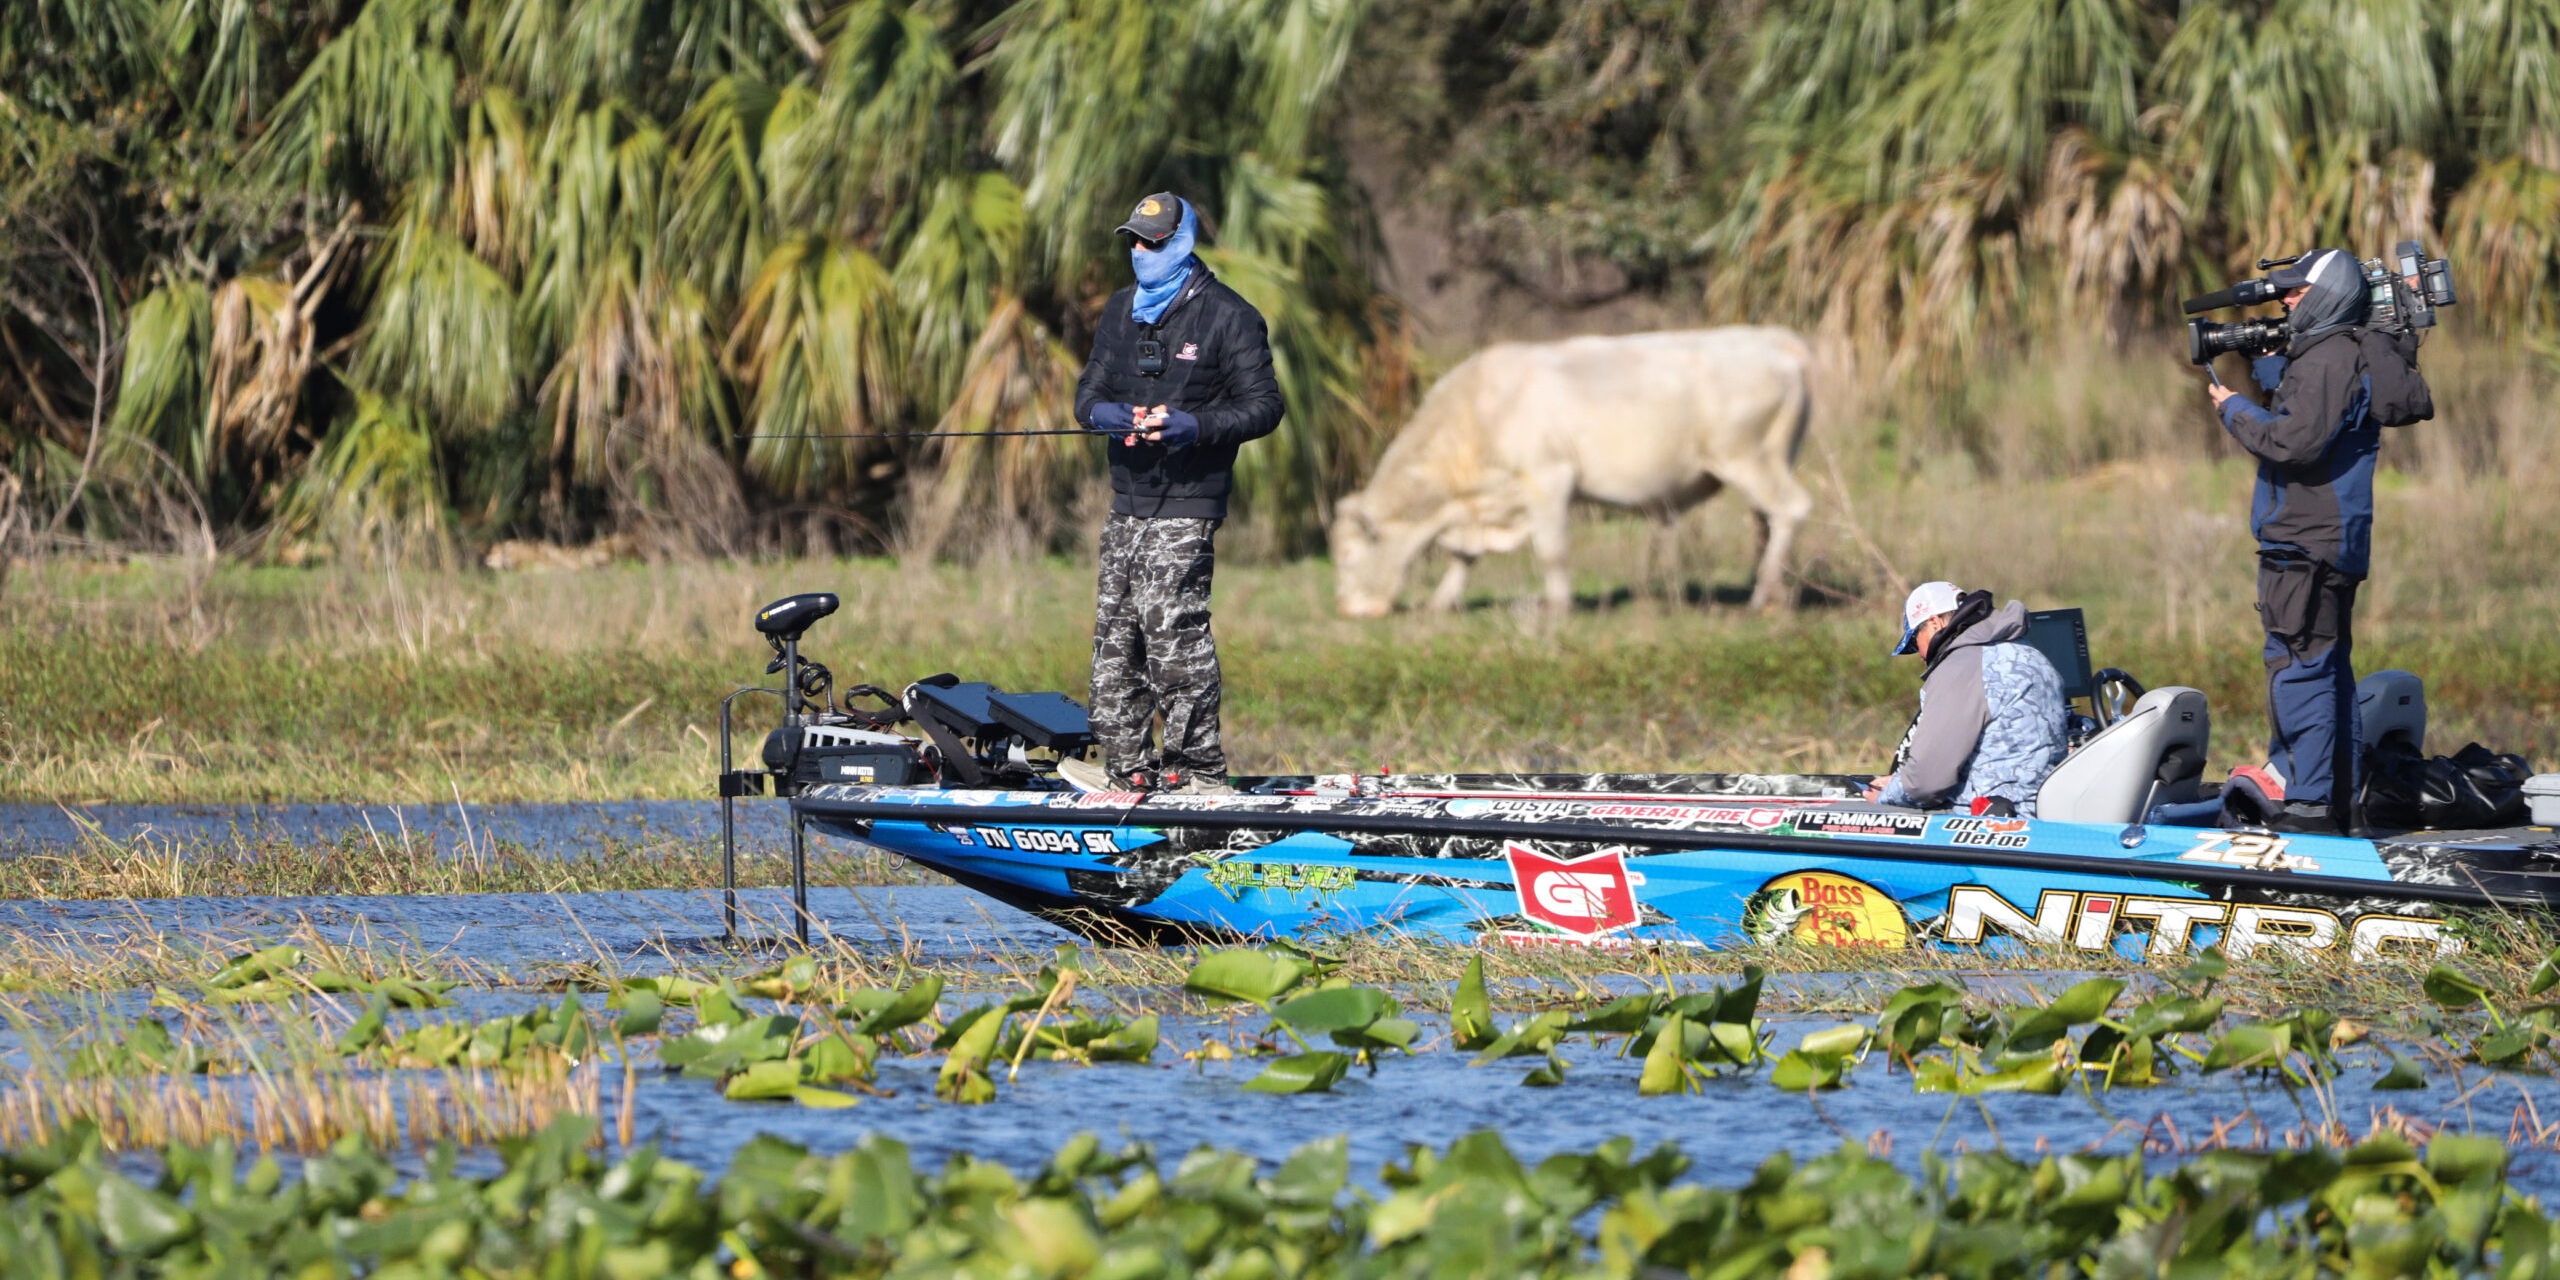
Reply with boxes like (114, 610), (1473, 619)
(3, 345), (2552, 802)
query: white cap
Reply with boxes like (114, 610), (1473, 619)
(1892, 581), (1962, 656)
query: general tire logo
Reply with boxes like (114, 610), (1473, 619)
(1505, 844), (1641, 938)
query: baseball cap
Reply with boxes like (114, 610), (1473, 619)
(1891, 581), (1962, 656)
(1114, 193), (1185, 245)
(2265, 248), (2351, 292)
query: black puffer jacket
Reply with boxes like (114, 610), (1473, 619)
(1073, 269), (1286, 519)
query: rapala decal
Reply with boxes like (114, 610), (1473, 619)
(1938, 815), (2032, 849)
(1938, 884), (2460, 959)
(2179, 830), (2319, 873)
(1743, 871), (1910, 948)
(1202, 861), (1357, 897)
(1065, 791), (1150, 808)
(1505, 844), (1642, 938)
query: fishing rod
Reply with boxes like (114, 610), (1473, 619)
(737, 430), (1101, 440)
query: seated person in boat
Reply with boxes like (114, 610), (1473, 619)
(1862, 581), (2070, 817)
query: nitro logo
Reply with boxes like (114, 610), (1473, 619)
(1505, 844), (1641, 938)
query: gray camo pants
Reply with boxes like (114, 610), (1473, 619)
(1089, 513), (1224, 782)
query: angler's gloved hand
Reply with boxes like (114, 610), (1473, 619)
(2250, 353), (2290, 393)
(1086, 402), (1140, 433)
(1147, 408), (1199, 448)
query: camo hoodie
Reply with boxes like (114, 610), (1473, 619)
(1878, 601), (2069, 816)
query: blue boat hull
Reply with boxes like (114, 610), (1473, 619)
(794, 776), (2545, 962)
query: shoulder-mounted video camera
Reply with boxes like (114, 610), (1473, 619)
(2183, 241), (2457, 366)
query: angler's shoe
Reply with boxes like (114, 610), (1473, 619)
(2262, 802), (2347, 836)
(1053, 756), (1111, 793)
(1168, 772), (1238, 796)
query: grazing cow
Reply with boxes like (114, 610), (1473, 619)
(1330, 327), (1815, 616)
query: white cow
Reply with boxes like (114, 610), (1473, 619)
(1331, 327), (1815, 617)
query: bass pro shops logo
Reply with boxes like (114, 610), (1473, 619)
(1743, 871), (1911, 948)
(1505, 844), (1642, 938)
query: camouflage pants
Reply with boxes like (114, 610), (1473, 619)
(1090, 513), (1223, 782)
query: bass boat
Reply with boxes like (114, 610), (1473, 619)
(720, 594), (2560, 962)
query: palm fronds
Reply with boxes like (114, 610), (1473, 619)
(21, 0), (2560, 559)
(5, 0), (1398, 557)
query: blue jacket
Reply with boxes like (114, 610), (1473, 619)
(2217, 333), (2379, 575)
(1880, 602), (2069, 816)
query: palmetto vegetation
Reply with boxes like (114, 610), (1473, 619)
(1, 0), (1398, 562)
(6, 0), (2560, 564)
(1391, 0), (2560, 374)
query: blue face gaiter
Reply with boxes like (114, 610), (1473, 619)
(1129, 201), (1198, 325)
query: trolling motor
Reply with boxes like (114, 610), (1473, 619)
(716, 592), (843, 946)
(713, 592), (1100, 943)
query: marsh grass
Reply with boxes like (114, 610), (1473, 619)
(0, 917), (510, 995)
(0, 827), (939, 900)
(0, 1059), (602, 1155)
(0, 987), (604, 1154)
(8, 382), (2557, 806)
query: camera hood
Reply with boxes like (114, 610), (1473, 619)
(2182, 278), (2282, 315)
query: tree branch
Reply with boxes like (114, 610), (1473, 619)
(40, 218), (113, 542)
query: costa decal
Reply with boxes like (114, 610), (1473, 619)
(1783, 810), (1929, 840)
(2179, 830), (2319, 873)
(1505, 843), (1642, 938)
(1938, 815), (2032, 849)
(1938, 885), (2462, 960)
(1454, 798), (1587, 819)
(1743, 871), (1910, 948)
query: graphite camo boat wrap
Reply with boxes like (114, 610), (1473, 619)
(793, 776), (2554, 962)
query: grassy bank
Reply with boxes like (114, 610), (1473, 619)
(0, 829), (938, 900)
(4, 445), (2557, 804)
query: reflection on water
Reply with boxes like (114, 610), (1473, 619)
(0, 799), (799, 853)
(0, 885), (1071, 968)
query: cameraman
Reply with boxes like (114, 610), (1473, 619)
(2203, 247), (2382, 834)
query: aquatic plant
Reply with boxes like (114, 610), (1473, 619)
(1182, 946), (1415, 1094)
(149, 944), (457, 1009)
(3, 1113), (2558, 1276)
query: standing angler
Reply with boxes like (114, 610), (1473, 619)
(2205, 248), (2380, 835)
(1062, 193), (1284, 794)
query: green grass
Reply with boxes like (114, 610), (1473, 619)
(5, 447), (2557, 804)
(0, 829), (939, 900)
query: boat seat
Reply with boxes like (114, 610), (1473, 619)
(2358, 669), (2426, 754)
(2035, 687), (2210, 825)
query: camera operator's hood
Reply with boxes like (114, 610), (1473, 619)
(2274, 247), (2366, 348)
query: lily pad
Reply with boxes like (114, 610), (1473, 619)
(1242, 1051), (1352, 1094)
